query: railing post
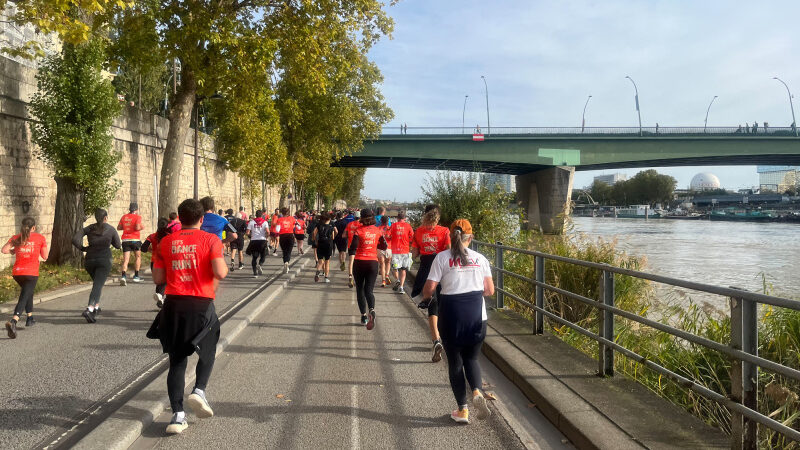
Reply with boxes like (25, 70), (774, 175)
(730, 291), (758, 450)
(534, 255), (544, 334)
(598, 270), (615, 377)
(495, 241), (504, 309)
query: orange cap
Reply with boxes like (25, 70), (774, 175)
(450, 218), (473, 235)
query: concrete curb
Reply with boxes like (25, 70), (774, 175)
(72, 257), (312, 450)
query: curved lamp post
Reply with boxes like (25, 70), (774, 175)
(704, 95), (718, 133)
(481, 75), (490, 136)
(462, 95), (469, 134)
(773, 77), (798, 137)
(625, 76), (642, 136)
(582, 95), (592, 132)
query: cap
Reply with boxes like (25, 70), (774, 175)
(129, 202), (138, 212)
(450, 218), (473, 235)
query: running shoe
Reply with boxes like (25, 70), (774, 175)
(385, 276), (391, 285)
(348, 275), (354, 288)
(154, 293), (164, 309)
(238, 263), (245, 270)
(119, 276), (127, 286)
(398, 287), (405, 295)
(82, 309), (96, 324)
(392, 281), (400, 291)
(256, 265), (263, 275)
(95, 307), (102, 315)
(165, 413), (188, 434)
(283, 263), (289, 274)
(450, 409), (469, 424)
(366, 310), (376, 331)
(314, 272), (320, 283)
(230, 261), (236, 270)
(324, 277), (331, 283)
(360, 315), (368, 325)
(340, 262), (346, 271)
(381, 280), (386, 287)
(432, 340), (444, 363)
(187, 389), (214, 418)
(472, 393), (491, 420)
(25, 316), (36, 327)
(132, 276), (142, 283)
(273, 249), (277, 256)
(5, 321), (16, 339)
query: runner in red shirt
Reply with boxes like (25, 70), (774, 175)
(2, 217), (47, 339)
(275, 207), (297, 273)
(293, 210), (307, 256)
(377, 215), (393, 287)
(142, 218), (171, 309)
(411, 205), (451, 363)
(152, 198), (228, 435)
(348, 209), (380, 330)
(269, 209), (280, 256)
(344, 215), (362, 287)
(117, 202), (144, 285)
(389, 211), (415, 294)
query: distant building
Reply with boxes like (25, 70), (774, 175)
(690, 172), (721, 191)
(593, 173), (627, 186)
(757, 166), (800, 193)
(481, 173), (515, 193)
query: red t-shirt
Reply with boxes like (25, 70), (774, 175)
(353, 225), (380, 261)
(118, 213), (142, 240)
(270, 215), (279, 233)
(412, 225), (451, 255)
(294, 218), (306, 234)
(153, 229), (223, 299)
(389, 221), (414, 254)
(7, 233), (46, 276)
(345, 220), (362, 247)
(276, 216), (296, 235)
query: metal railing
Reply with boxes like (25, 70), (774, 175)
(471, 240), (800, 449)
(382, 126), (799, 137)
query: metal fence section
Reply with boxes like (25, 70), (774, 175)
(382, 126), (800, 137)
(472, 240), (800, 449)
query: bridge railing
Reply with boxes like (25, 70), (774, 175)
(383, 126), (799, 136)
(471, 239), (800, 449)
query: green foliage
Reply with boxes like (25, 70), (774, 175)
(29, 38), (122, 214)
(590, 169), (677, 206)
(111, 61), (169, 114)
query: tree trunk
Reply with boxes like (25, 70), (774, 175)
(158, 68), (197, 217)
(47, 177), (85, 266)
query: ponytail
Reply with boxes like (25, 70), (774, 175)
(156, 217), (170, 241)
(12, 217), (36, 247)
(421, 209), (440, 227)
(91, 208), (108, 236)
(450, 228), (471, 263)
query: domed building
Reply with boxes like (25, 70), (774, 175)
(690, 172), (721, 191)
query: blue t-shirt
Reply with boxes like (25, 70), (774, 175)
(201, 212), (236, 239)
(375, 215), (392, 227)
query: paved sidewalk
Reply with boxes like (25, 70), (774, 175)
(0, 251), (295, 449)
(130, 266), (537, 449)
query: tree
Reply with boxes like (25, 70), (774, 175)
(29, 38), (122, 265)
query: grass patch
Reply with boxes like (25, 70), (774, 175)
(0, 249), (152, 305)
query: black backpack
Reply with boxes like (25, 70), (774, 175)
(316, 223), (334, 245)
(227, 216), (248, 234)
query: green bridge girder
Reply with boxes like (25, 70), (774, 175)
(335, 134), (800, 174)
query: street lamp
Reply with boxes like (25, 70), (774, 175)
(704, 95), (718, 133)
(625, 76), (642, 136)
(194, 93), (224, 199)
(582, 95), (592, 132)
(481, 75), (490, 136)
(462, 95), (469, 134)
(773, 77), (798, 137)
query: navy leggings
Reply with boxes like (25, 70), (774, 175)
(442, 339), (483, 407)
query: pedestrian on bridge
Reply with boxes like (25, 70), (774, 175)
(422, 218), (493, 424)
(151, 198), (229, 435)
(3, 217), (47, 339)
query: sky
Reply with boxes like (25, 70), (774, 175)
(361, 0), (800, 201)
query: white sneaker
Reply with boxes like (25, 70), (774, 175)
(283, 263), (289, 274)
(398, 287), (405, 295)
(324, 277), (331, 283)
(153, 293), (164, 308)
(119, 276), (127, 286)
(165, 413), (188, 434)
(256, 265), (263, 275)
(187, 389), (214, 418)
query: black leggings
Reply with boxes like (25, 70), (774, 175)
(151, 262), (166, 295)
(411, 254), (437, 298)
(353, 260), (379, 315)
(250, 241), (267, 274)
(12, 275), (37, 316)
(167, 352), (215, 413)
(442, 339), (483, 407)
(84, 258), (111, 307)
(279, 234), (294, 263)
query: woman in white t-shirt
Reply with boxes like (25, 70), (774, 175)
(422, 218), (494, 425)
(245, 210), (270, 278)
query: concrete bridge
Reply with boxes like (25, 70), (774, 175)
(336, 126), (800, 233)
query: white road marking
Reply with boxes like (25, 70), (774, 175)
(350, 291), (360, 450)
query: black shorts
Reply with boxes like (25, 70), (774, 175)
(122, 241), (142, 252)
(230, 237), (245, 251)
(316, 242), (333, 260)
(428, 298), (439, 317)
(335, 239), (347, 252)
(294, 233), (305, 242)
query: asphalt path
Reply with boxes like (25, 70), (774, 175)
(130, 263), (570, 449)
(0, 248), (297, 450)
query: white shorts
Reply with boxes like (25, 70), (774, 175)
(378, 249), (392, 260)
(391, 253), (412, 270)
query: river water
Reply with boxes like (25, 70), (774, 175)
(571, 217), (800, 313)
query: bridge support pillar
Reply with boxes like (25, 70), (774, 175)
(515, 166), (574, 234)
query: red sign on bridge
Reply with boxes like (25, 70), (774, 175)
(472, 134), (485, 141)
